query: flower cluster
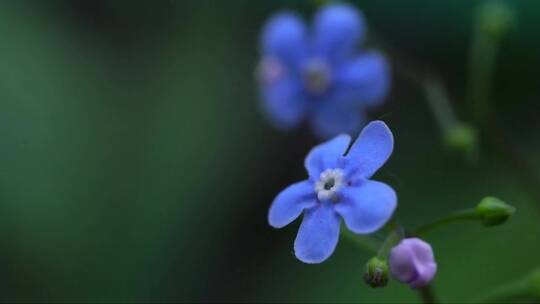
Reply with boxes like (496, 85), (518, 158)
(261, 1), (516, 296)
(260, 3), (438, 291)
(257, 3), (390, 138)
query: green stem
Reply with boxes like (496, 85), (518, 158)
(422, 77), (458, 133)
(467, 27), (498, 126)
(487, 123), (540, 215)
(464, 5), (540, 215)
(341, 220), (405, 256)
(418, 285), (438, 304)
(369, 32), (465, 140)
(312, 0), (330, 8)
(377, 224), (404, 259)
(340, 229), (379, 254)
(414, 209), (481, 237)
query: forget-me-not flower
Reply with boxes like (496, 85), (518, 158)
(268, 121), (397, 263)
(257, 3), (390, 138)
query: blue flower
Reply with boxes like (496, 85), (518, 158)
(257, 3), (390, 138)
(268, 121), (397, 263)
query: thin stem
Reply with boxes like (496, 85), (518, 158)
(369, 32), (474, 156)
(487, 122), (540, 215)
(414, 209), (481, 237)
(312, 0), (330, 8)
(377, 223), (404, 259)
(463, 5), (540, 215)
(369, 32), (460, 133)
(467, 27), (498, 126)
(422, 77), (459, 132)
(418, 285), (438, 304)
(340, 229), (379, 254)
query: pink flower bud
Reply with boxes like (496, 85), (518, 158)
(389, 238), (437, 288)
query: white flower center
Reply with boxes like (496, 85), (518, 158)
(303, 59), (331, 95)
(314, 168), (344, 202)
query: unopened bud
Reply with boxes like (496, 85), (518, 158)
(475, 197), (515, 226)
(477, 1), (515, 39)
(363, 257), (389, 288)
(528, 268), (540, 298)
(444, 123), (477, 154)
(389, 238), (437, 289)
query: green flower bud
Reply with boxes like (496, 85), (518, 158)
(444, 123), (477, 154)
(477, 1), (515, 39)
(528, 268), (540, 298)
(475, 197), (515, 227)
(363, 257), (389, 288)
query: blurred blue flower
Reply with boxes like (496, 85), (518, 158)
(268, 121), (397, 263)
(389, 238), (437, 288)
(257, 3), (390, 138)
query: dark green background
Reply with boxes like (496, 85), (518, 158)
(0, 0), (538, 302)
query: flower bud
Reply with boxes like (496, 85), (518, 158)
(389, 238), (437, 289)
(477, 1), (515, 39)
(528, 268), (540, 298)
(475, 197), (515, 227)
(363, 257), (389, 288)
(444, 123), (477, 154)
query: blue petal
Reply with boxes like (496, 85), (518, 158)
(333, 52), (391, 106)
(261, 12), (308, 67)
(345, 120), (393, 178)
(261, 75), (306, 129)
(335, 180), (397, 234)
(268, 180), (317, 228)
(294, 203), (341, 263)
(304, 134), (351, 180)
(310, 104), (364, 139)
(313, 3), (365, 62)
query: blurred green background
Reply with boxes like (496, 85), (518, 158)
(0, 0), (539, 302)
